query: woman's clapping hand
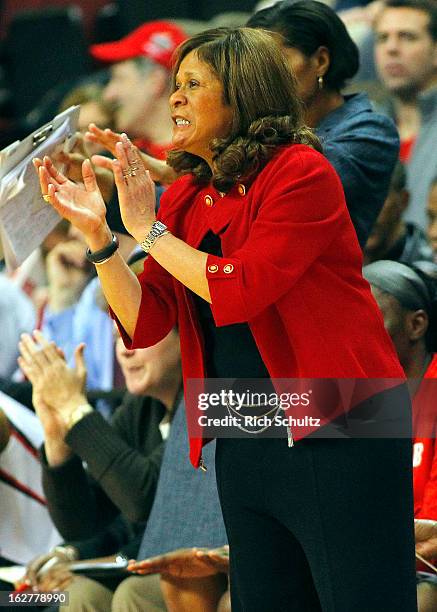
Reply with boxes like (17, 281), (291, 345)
(110, 133), (156, 242)
(34, 155), (108, 243)
(34, 132), (157, 246)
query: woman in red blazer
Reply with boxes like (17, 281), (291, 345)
(35, 27), (417, 612)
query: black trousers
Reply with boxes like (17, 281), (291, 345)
(215, 435), (417, 611)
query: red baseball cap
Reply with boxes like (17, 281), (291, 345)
(90, 21), (187, 71)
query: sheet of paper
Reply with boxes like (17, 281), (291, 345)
(0, 566), (26, 585)
(0, 392), (61, 563)
(0, 107), (79, 270)
(0, 390), (44, 447)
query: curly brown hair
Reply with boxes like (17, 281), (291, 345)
(167, 27), (321, 193)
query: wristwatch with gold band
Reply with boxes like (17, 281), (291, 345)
(67, 404), (93, 431)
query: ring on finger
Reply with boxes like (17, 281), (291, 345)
(123, 165), (140, 173)
(42, 194), (51, 203)
(123, 168), (140, 179)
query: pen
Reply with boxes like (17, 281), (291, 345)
(416, 552), (437, 574)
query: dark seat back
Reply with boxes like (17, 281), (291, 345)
(3, 6), (89, 118)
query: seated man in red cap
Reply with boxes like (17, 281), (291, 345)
(90, 20), (186, 161)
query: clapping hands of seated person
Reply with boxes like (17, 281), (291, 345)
(127, 545), (229, 579)
(18, 330), (87, 464)
(85, 123), (177, 185)
(53, 132), (116, 203)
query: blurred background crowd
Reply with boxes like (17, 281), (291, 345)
(0, 0), (437, 611)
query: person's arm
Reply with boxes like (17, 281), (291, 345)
(53, 131), (116, 202)
(320, 109), (399, 247)
(25, 522), (135, 591)
(112, 138), (347, 327)
(127, 546), (229, 577)
(64, 396), (165, 522)
(18, 330), (116, 537)
(98, 136), (210, 302)
(34, 152), (178, 341)
(85, 123), (178, 185)
(40, 446), (119, 540)
(19, 331), (165, 522)
(93, 149), (176, 186)
(36, 137), (346, 336)
(68, 513), (136, 560)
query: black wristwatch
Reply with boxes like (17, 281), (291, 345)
(86, 234), (119, 265)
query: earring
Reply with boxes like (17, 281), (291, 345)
(317, 75), (324, 90)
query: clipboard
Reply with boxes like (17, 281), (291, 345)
(0, 105), (80, 269)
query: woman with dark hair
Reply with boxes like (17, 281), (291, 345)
(363, 260), (437, 612)
(32, 27), (416, 611)
(248, 0), (400, 247)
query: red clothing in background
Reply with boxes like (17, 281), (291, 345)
(413, 354), (437, 519)
(133, 138), (170, 161)
(399, 137), (416, 164)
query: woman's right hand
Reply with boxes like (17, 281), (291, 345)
(33, 156), (110, 247)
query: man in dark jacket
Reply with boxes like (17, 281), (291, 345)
(18, 328), (181, 605)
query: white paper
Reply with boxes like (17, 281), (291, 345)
(0, 391), (45, 448)
(0, 565), (26, 585)
(0, 392), (61, 563)
(0, 107), (79, 270)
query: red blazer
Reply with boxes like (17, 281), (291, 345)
(115, 145), (404, 467)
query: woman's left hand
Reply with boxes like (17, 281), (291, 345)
(111, 133), (157, 242)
